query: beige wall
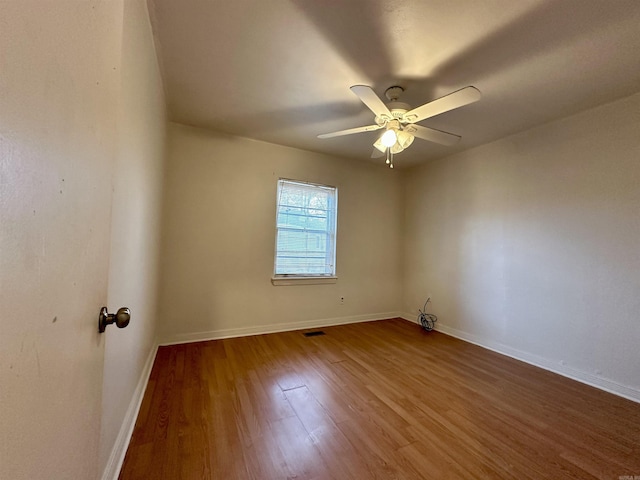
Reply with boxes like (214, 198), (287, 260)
(158, 123), (403, 343)
(403, 92), (640, 399)
(99, 0), (166, 477)
(0, 1), (123, 478)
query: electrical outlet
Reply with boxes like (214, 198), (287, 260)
(340, 296), (344, 305)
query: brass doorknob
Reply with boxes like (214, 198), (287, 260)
(98, 307), (131, 333)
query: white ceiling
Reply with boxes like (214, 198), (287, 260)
(147, 0), (640, 168)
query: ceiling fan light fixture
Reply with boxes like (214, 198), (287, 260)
(375, 125), (413, 157)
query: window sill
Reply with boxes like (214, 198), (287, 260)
(271, 276), (338, 286)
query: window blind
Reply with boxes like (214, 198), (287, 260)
(274, 179), (337, 276)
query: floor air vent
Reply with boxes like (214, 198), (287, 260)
(303, 331), (326, 337)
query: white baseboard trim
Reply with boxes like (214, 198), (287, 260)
(400, 314), (640, 404)
(159, 312), (400, 346)
(101, 342), (159, 480)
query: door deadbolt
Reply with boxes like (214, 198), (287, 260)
(98, 306), (131, 333)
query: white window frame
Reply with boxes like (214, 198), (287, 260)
(271, 178), (338, 286)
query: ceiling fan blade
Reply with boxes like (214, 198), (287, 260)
(404, 124), (461, 146)
(403, 86), (481, 124)
(317, 124), (382, 139)
(350, 85), (393, 121)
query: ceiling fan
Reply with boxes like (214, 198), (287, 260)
(318, 85), (481, 168)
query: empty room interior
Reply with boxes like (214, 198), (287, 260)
(2, 0), (640, 479)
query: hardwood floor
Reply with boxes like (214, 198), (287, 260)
(119, 318), (640, 479)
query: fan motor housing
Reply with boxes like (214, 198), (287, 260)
(375, 101), (410, 125)
(388, 101), (410, 119)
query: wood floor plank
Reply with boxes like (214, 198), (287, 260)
(120, 319), (640, 479)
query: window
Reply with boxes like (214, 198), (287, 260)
(273, 179), (337, 283)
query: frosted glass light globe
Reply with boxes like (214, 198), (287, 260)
(380, 129), (397, 147)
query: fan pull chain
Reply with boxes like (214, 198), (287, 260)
(385, 148), (394, 168)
